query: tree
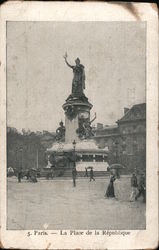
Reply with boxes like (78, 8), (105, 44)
(7, 127), (49, 172)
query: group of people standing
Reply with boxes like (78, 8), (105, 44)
(72, 166), (146, 203)
(17, 165), (146, 204)
(84, 167), (95, 181)
(72, 167), (95, 187)
(130, 172), (146, 202)
(105, 171), (146, 203)
(17, 169), (38, 183)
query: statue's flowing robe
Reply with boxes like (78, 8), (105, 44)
(81, 66), (85, 90)
(72, 64), (85, 97)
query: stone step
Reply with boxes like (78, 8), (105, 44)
(62, 170), (109, 177)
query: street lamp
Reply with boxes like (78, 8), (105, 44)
(36, 148), (39, 170)
(72, 140), (76, 168)
(19, 147), (23, 171)
(114, 141), (119, 163)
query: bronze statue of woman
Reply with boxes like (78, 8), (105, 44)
(63, 53), (85, 98)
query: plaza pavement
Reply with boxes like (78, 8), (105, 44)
(7, 176), (146, 230)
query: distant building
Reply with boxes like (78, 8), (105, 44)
(117, 103), (146, 155)
(95, 124), (119, 150)
(94, 103), (146, 172)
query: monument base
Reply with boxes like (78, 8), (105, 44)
(46, 139), (109, 176)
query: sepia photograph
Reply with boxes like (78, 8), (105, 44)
(7, 21), (146, 230)
(0, 2), (158, 250)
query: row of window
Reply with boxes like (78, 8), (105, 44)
(121, 124), (146, 134)
(77, 155), (107, 162)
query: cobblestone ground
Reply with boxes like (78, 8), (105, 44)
(7, 176), (146, 230)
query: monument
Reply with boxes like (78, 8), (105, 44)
(46, 53), (108, 176)
(63, 53), (95, 142)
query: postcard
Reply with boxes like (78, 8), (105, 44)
(0, 1), (158, 249)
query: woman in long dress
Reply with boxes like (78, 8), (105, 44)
(105, 174), (116, 198)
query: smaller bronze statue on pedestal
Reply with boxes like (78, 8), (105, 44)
(56, 121), (65, 142)
(77, 113), (97, 139)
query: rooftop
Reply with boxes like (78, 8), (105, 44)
(117, 103), (146, 123)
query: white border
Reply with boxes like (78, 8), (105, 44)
(0, 2), (158, 249)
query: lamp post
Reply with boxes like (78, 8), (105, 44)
(72, 140), (76, 169)
(17, 147), (23, 183)
(36, 148), (39, 170)
(114, 140), (119, 163)
(72, 140), (77, 187)
(19, 147), (23, 171)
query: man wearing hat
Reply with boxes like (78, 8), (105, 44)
(135, 173), (146, 203)
(130, 173), (138, 202)
(90, 167), (95, 182)
(72, 166), (77, 187)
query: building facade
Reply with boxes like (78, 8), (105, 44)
(94, 103), (146, 173)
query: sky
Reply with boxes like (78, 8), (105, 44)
(7, 21), (146, 132)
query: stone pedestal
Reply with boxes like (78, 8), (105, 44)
(47, 95), (109, 176)
(65, 115), (79, 143)
(63, 96), (93, 143)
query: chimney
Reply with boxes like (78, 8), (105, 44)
(124, 108), (129, 115)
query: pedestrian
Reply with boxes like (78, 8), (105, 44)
(129, 173), (138, 202)
(105, 174), (116, 198)
(51, 169), (54, 179)
(115, 169), (120, 179)
(26, 170), (31, 180)
(18, 170), (22, 183)
(135, 173), (146, 203)
(84, 167), (88, 177)
(90, 167), (95, 181)
(30, 172), (38, 183)
(72, 167), (77, 187)
(7, 166), (14, 177)
(46, 172), (50, 180)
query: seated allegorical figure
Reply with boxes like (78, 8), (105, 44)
(56, 121), (65, 141)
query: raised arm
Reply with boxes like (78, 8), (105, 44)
(63, 53), (73, 69)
